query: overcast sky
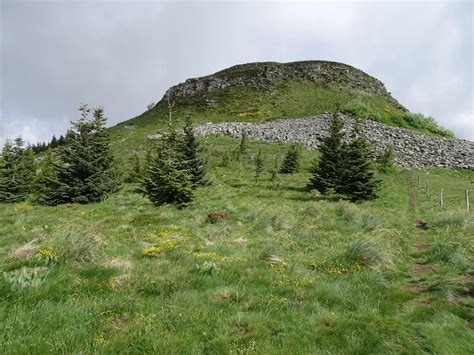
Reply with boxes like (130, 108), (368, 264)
(1, 0), (473, 145)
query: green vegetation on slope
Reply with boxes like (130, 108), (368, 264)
(115, 61), (453, 147)
(1, 136), (473, 353)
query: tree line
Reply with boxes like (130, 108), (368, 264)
(0, 105), (388, 207)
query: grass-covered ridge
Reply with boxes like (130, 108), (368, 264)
(116, 61), (453, 145)
(1, 136), (473, 353)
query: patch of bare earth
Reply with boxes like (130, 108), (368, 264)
(413, 243), (431, 251)
(9, 240), (39, 260)
(410, 263), (435, 272)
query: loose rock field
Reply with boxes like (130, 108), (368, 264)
(195, 113), (474, 169)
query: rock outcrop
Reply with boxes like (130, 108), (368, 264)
(162, 61), (406, 111)
(194, 114), (473, 169)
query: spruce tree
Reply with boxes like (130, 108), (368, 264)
(255, 149), (264, 183)
(239, 131), (248, 155)
(141, 104), (193, 208)
(336, 124), (380, 201)
(0, 137), (35, 203)
(50, 135), (58, 148)
(36, 104), (120, 205)
(377, 144), (394, 172)
(279, 144), (301, 174)
(308, 112), (345, 193)
(33, 150), (60, 205)
(179, 116), (207, 186)
(58, 135), (66, 146)
(271, 156), (279, 182)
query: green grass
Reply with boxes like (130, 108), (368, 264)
(1, 136), (473, 353)
(110, 74), (453, 164)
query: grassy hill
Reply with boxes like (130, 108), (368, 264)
(110, 61), (453, 160)
(0, 61), (471, 353)
(1, 135), (473, 353)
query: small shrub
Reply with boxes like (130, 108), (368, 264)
(279, 144), (301, 174)
(207, 211), (229, 224)
(377, 145), (395, 172)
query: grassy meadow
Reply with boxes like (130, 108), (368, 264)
(1, 135), (473, 353)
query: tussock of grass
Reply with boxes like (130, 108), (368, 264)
(344, 240), (388, 269)
(425, 243), (469, 272)
(50, 229), (102, 264)
(435, 213), (465, 228)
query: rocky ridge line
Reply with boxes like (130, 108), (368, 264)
(162, 61), (406, 111)
(194, 114), (473, 169)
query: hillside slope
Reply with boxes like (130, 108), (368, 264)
(1, 137), (473, 353)
(113, 61), (453, 148)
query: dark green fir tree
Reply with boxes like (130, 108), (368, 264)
(36, 104), (120, 205)
(0, 137), (35, 203)
(271, 156), (279, 182)
(141, 103), (194, 208)
(337, 124), (380, 201)
(179, 116), (207, 186)
(255, 149), (264, 183)
(279, 144), (301, 174)
(377, 144), (395, 172)
(239, 131), (248, 155)
(308, 112), (346, 193)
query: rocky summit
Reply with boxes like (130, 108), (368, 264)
(194, 113), (474, 169)
(162, 61), (406, 111)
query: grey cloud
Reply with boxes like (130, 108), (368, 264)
(1, 0), (472, 146)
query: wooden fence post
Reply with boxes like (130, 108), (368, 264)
(439, 188), (444, 207)
(425, 181), (429, 197)
(466, 189), (470, 211)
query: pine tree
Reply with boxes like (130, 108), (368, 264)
(377, 144), (394, 172)
(271, 156), (279, 182)
(179, 116), (207, 186)
(58, 135), (66, 146)
(255, 149), (264, 183)
(33, 150), (60, 205)
(239, 131), (248, 155)
(0, 137), (35, 202)
(279, 144), (301, 174)
(308, 112), (346, 193)
(36, 104), (120, 205)
(50, 135), (58, 148)
(336, 124), (380, 201)
(141, 102), (194, 208)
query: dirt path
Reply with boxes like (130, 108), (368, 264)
(404, 174), (473, 331)
(404, 173), (434, 293)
